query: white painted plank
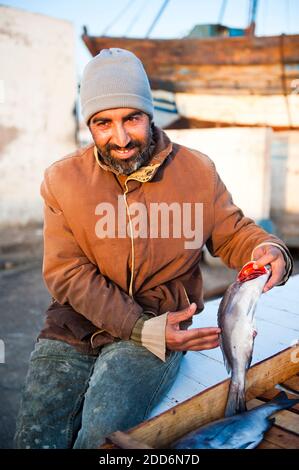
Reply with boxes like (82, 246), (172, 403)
(165, 375), (206, 404)
(255, 306), (299, 331)
(181, 352), (228, 387)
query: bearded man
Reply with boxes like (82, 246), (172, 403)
(15, 48), (292, 449)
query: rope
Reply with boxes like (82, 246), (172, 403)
(101, 0), (136, 36)
(124, 0), (148, 36)
(145, 0), (171, 38)
(218, 0), (228, 24)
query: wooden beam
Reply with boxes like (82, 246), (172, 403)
(257, 425), (299, 449)
(82, 34), (299, 66)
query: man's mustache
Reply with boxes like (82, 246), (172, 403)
(106, 140), (141, 152)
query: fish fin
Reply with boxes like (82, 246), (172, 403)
(221, 349), (232, 374)
(268, 417), (276, 426)
(218, 337), (232, 374)
(225, 381), (246, 417)
(246, 352), (253, 370)
(268, 391), (299, 412)
(239, 441), (256, 449)
(245, 329), (257, 370)
(275, 383), (299, 397)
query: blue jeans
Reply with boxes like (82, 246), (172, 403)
(14, 339), (182, 449)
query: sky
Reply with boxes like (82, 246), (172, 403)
(1, 0), (299, 76)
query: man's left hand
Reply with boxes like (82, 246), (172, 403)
(252, 245), (286, 292)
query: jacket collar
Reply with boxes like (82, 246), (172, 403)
(93, 126), (173, 183)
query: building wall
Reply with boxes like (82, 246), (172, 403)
(0, 6), (77, 225)
(271, 131), (299, 214)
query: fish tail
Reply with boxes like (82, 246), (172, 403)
(275, 383), (299, 398)
(225, 381), (246, 417)
(267, 391), (299, 413)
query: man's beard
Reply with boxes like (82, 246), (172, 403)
(97, 128), (153, 175)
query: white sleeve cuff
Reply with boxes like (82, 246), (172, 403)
(140, 312), (168, 362)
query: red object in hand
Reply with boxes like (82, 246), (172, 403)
(237, 261), (269, 283)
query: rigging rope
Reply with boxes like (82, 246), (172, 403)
(101, 0), (136, 36)
(124, 0), (148, 36)
(218, 0), (228, 24)
(145, 0), (171, 38)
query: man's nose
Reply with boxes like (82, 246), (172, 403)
(112, 123), (130, 148)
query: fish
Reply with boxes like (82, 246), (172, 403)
(172, 391), (299, 449)
(275, 382), (299, 397)
(217, 261), (270, 417)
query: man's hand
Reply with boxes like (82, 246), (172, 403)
(166, 303), (221, 352)
(252, 244), (286, 292)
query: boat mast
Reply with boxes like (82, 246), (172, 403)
(246, 0), (259, 36)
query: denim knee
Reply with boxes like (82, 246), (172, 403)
(14, 339), (95, 449)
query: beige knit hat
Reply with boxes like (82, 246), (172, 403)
(80, 48), (154, 124)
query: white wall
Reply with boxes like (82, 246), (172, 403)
(271, 131), (299, 215)
(0, 6), (77, 225)
(165, 127), (272, 221)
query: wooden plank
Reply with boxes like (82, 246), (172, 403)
(105, 431), (153, 450)
(258, 440), (284, 449)
(258, 425), (299, 449)
(247, 398), (299, 435)
(101, 345), (299, 449)
(82, 34), (299, 66)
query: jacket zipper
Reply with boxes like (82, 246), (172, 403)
(124, 180), (135, 298)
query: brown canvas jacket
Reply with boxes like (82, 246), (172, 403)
(38, 126), (292, 354)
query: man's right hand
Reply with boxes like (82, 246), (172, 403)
(166, 303), (221, 352)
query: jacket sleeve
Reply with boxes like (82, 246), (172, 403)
(40, 169), (143, 340)
(206, 165), (293, 274)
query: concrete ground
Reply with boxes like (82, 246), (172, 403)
(0, 224), (298, 449)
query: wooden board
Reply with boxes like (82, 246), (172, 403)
(82, 34), (299, 67)
(101, 345), (299, 449)
(258, 425), (299, 449)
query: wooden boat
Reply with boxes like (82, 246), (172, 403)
(82, 33), (299, 128)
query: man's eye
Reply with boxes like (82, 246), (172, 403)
(128, 115), (139, 122)
(97, 121), (109, 127)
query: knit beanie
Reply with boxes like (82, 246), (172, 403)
(80, 48), (154, 124)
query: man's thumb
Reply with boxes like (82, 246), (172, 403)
(178, 302), (197, 321)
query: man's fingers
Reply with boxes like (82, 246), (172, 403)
(188, 340), (220, 351)
(252, 254), (273, 269)
(264, 260), (285, 291)
(166, 326), (221, 351)
(168, 303), (197, 324)
(253, 246), (282, 269)
(169, 327), (221, 343)
(252, 246), (286, 292)
(178, 334), (220, 350)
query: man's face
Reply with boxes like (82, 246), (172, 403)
(89, 108), (152, 175)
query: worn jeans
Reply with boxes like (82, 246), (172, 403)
(14, 338), (182, 449)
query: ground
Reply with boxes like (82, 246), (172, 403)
(0, 224), (298, 448)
